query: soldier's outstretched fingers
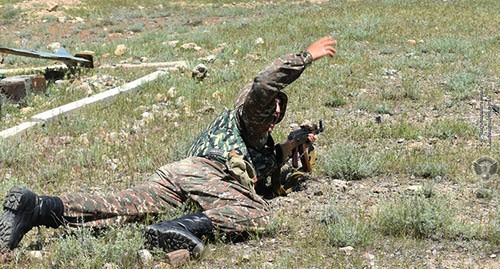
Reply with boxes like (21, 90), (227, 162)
(306, 36), (337, 60)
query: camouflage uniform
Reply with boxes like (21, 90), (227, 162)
(60, 51), (313, 234)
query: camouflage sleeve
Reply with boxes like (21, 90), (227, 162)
(236, 52), (312, 149)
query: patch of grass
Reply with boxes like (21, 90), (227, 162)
(376, 193), (458, 239)
(322, 203), (374, 247)
(409, 157), (449, 179)
(128, 21), (146, 33)
(441, 71), (480, 101)
(376, 120), (422, 140)
(426, 118), (477, 139)
(323, 93), (347, 108)
(320, 142), (380, 181)
(424, 36), (472, 55)
(51, 225), (144, 268)
(374, 102), (393, 115)
(0, 4), (21, 23)
(400, 75), (423, 101)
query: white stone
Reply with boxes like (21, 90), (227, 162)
(114, 44), (127, 55)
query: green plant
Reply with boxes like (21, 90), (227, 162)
(377, 193), (459, 239)
(320, 142), (380, 181)
(322, 203), (374, 247)
(52, 225), (144, 268)
(410, 159), (448, 179)
(426, 119), (476, 139)
(323, 94), (346, 108)
(375, 102), (392, 115)
(0, 4), (21, 23)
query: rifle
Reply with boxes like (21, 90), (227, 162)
(287, 120), (324, 172)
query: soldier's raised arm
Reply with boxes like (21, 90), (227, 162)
(235, 36), (337, 149)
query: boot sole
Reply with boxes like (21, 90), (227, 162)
(144, 226), (204, 259)
(0, 187), (33, 252)
(3, 187), (27, 212)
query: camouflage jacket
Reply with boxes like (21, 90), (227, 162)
(188, 51), (312, 181)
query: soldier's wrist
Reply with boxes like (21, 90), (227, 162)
(301, 50), (313, 67)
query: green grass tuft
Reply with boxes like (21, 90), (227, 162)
(320, 142), (380, 181)
(323, 203), (374, 247)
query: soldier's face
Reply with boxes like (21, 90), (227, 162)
(268, 98), (281, 133)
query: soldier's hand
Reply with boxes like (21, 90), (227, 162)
(306, 133), (317, 148)
(306, 36), (337, 61)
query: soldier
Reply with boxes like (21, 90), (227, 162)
(0, 36), (337, 258)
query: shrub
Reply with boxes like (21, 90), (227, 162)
(322, 203), (373, 247)
(320, 143), (380, 181)
(52, 225), (144, 268)
(376, 193), (457, 239)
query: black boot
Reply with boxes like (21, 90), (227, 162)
(144, 212), (213, 259)
(0, 186), (64, 251)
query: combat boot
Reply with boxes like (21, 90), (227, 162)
(0, 186), (64, 251)
(144, 212), (213, 259)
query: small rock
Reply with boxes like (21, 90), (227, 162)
(114, 44), (127, 56)
(406, 185), (422, 192)
(165, 40), (180, 47)
(255, 37), (264, 45)
(339, 246), (354, 256)
(103, 263), (118, 269)
(384, 68), (398, 76)
(407, 39), (417, 46)
(165, 249), (190, 266)
(242, 254), (250, 262)
(181, 42), (202, 51)
(142, 112), (154, 121)
(365, 252), (375, 260)
(75, 82), (93, 95)
(199, 54), (216, 63)
(79, 134), (89, 145)
(493, 103), (499, 114)
(176, 96), (185, 107)
(397, 138), (405, 144)
(20, 107), (33, 115)
(155, 262), (170, 268)
(46, 4), (59, 12)
(244, 53), (260, 60)
(167, 87), (176, 98)
(47, 42), (61, 52)
(58, 16), (67, 23)
(192, 63), (208, 81)
(371, 186), (386, 193)
(138, 249), (153, 265)
(197, 105), (215, 114)
(28, 250), (43, 259)
(212, 90), (223, 101)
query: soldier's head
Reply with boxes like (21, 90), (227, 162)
(234, 84), (288, 126)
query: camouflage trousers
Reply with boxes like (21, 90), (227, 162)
(60, 157), (272, 233)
